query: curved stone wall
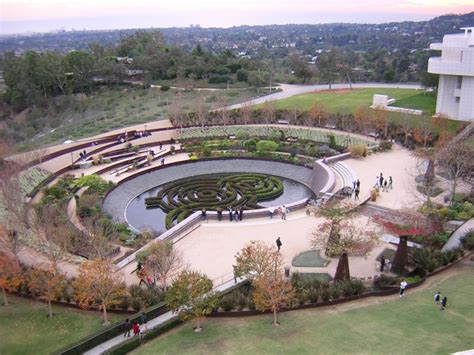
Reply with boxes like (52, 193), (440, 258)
(103, 159), (328, 224)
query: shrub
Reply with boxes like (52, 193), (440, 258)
(411, 248), (442, 274)
(350, 144), (368, 157)
(218, 293), (237, 311)
(339, 280), (366, 297)
(160, 85), (170, 91)
(245, 139), (257, 152)
(256, 140), (279, 152)
(373, 274), (398, 288)
(379, 140), (393, 151)
(328, 134), (337, 149)
(461, 231), (474, 250)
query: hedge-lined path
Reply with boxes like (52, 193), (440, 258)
(83, 277), (246, 355)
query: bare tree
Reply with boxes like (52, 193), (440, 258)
(239, 101), (253, 125)
(262, 100), (277, 124)
(194, 96), (208, 127)
(437, 142), (474, 205)
(143, 240), (184, 290)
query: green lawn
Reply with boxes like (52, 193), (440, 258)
(0, 296), (124, 355)
(270, 88), (435, 114)
(134, 267), (474, 355)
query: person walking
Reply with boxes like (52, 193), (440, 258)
(440, 296), (447, 310)
(201, 208), (207, 221)
(434, 291), (441, 304)
(380, 255), (386, 272)
(281, 205), (287, 220)
(276, 237), (282, 252)
(140, 312), (148, 332)
(379, 173), (384, 187)
(217, 208), (222, 221)
(352, 180), (357, 193)
(356, 179), (360, 189)
(228, 207), (233, 222)
(383, 180), (388, 192)
(269, 206), (275, 219)
(124, 319), (132, 337)
(354, 188), (360, 200)
(388, 176), (393, 189)
(239, 206), (243, 221)
(374, 176), (380, 188)
(400, 279), (408, 297)
(132, 321), (140, 337)
(234, 209), (239, 222)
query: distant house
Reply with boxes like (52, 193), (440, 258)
(428, 27), (474, 121)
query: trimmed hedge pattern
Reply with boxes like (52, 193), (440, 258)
(145, 174), (283, 229)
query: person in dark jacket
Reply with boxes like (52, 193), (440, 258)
(440, 296), (447, 310)
(380, 255), (386, 272)
(124, 319), (132, 337)
(239, 206), (243, 221)
(217, 208), (223, 221)
(276, 237), (282, 252)
(228, 207), (233, 221)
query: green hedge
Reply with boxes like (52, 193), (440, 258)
(145, 174), (283, 229)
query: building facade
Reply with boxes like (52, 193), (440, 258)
(428, 27), (474, 122)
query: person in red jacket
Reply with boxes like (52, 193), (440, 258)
(132, 322), (141, 337)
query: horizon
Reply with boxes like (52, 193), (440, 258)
(1, 0), (473, 35)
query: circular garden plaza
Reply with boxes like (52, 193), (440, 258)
(1, 115), (473, 354)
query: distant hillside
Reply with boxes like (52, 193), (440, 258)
(1, 12), (473, 55)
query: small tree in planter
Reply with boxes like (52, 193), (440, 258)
(170, 145), (176, 155)
(166, 270), (218, 332)
(372, 210), (436, 274)
(312, 203), (377, 281)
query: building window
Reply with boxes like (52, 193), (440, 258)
(457, 76), (462, 89)
(455, 97), (460, 103)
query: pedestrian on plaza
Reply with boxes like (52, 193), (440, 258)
(388, 176), (393, 189)
(234, 209), (239, 222)
(434, 291), (441, 304)
(400, 279), (408, 297)
(276, 237), (282, 252)
(228, 207), (233, 221)
(201, 208), (207, 221)
(354, 188), (360, 200)
(352, 180), (357, 192)
(440, 296), (447, 310)
(380, 255), (386, 272)
(379, 173), (384, 187)
(124, 319), (132, 337)
(239, 206), (243, 221)
(374, 176), (380, 188)
(269, 206), (275, 219)
(281, 205), (287, 220)
(161, 157), (165, 165)
(356, 179), (360, 189)
(383, 180), (388, 192)
(140, 313), (148, 332)
(132, 322), (140, 337)
(217, 207), (223, 221)
(159, 142), (163, 150)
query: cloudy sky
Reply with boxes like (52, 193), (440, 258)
(1, 0), (473, 34)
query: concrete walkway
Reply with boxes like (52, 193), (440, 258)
(442, 218), (474, 252)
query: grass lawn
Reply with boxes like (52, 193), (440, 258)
(266, 88), (465, 135)
(134, 266), (474, 355)
(270, 88), (435, 114)
(0, 296), (124, 355)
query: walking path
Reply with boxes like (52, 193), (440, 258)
(442, 218), (474, 252)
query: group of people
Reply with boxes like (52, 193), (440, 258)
(374, 173), (393, 192)
(434, 291), (448, 310)
(213, 206), (245, 222)
(134, 130), (151, 139)
(123, 313), (148, 338)
(268, 205), (288, 220)
(79, 150), (88, 161)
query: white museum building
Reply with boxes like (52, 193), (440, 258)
(428, 27), (474, 121)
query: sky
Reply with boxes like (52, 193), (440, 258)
(1, 0), (473, 35)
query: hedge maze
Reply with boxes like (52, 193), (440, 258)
(145, 174), (283, 228)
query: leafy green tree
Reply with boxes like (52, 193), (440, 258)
(166, 270), (218, 332)
(64, 51), (95, 94)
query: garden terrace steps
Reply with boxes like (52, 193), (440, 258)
(331, 161), (357, 189)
